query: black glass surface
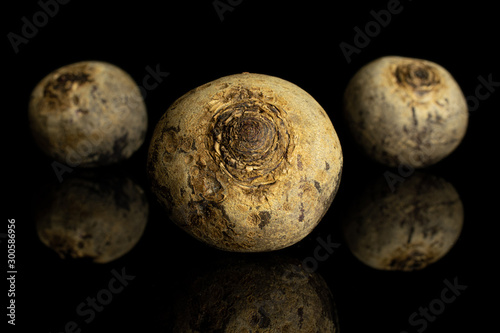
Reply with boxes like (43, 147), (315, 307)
(5, 1), (497, 332)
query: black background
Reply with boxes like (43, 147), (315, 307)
(4, 0), (499, 332)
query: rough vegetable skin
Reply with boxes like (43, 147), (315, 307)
(343, 56), (468, 168)
(29, 61), (147, 167)
(148, 73), (343, 252)
(343, 172), (464, 271)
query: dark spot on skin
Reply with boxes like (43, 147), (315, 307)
(58, 72), (91, 84)
(322, 165), (342, 213)
(299, 203), (305, 222)
(389, 250), (429, 271)
(251, 313), (259, 326)
(44, 72), (92, 97)
(252, 306), (271, 328)
(86, 133), (129, 166)
(297, 154), (303, 170)
(77, 242), (84, 249)
(407, 226), (415, 244)
(298, 307), (304, 328)
(184, 199), (253, 250)
(258, 211), (271, 229)
(325, 162), (330, 171)
(59, 73), (90, 87)
(188, 199), (230, 228)
(314, 180), (321, 193)
(165, 125), (181, 133)
(412, 107), (418, 126)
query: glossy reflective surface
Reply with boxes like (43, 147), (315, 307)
(343, 172), (464, 271)
(35, 170), (148, 264)
(6, 1), (496, 332)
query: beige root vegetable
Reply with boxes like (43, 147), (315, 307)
(168, 256), (338, 332)
(342, 172), (464, 271)
(29, 61), (147, 167)
(148, 72), (343, 252)
(35, 172), (149, 263)
(343, 56), (468, 168)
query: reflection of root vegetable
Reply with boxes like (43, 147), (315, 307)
(169, 256), (338, 332)
(36, 172), (149, 264)
(343, 56), (468, 168)
(29, 61), (147, 167)
(342, 172), (464, 271)
(148, 72), (343, 252)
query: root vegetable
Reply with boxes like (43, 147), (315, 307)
(29, 61), (147, 167)
(35, 171), (149, 264)
(343, 56), (468, 168)
(147, 72), (343, 252)
(169, 256), (338, 332)
(342, 172), (464, 271)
